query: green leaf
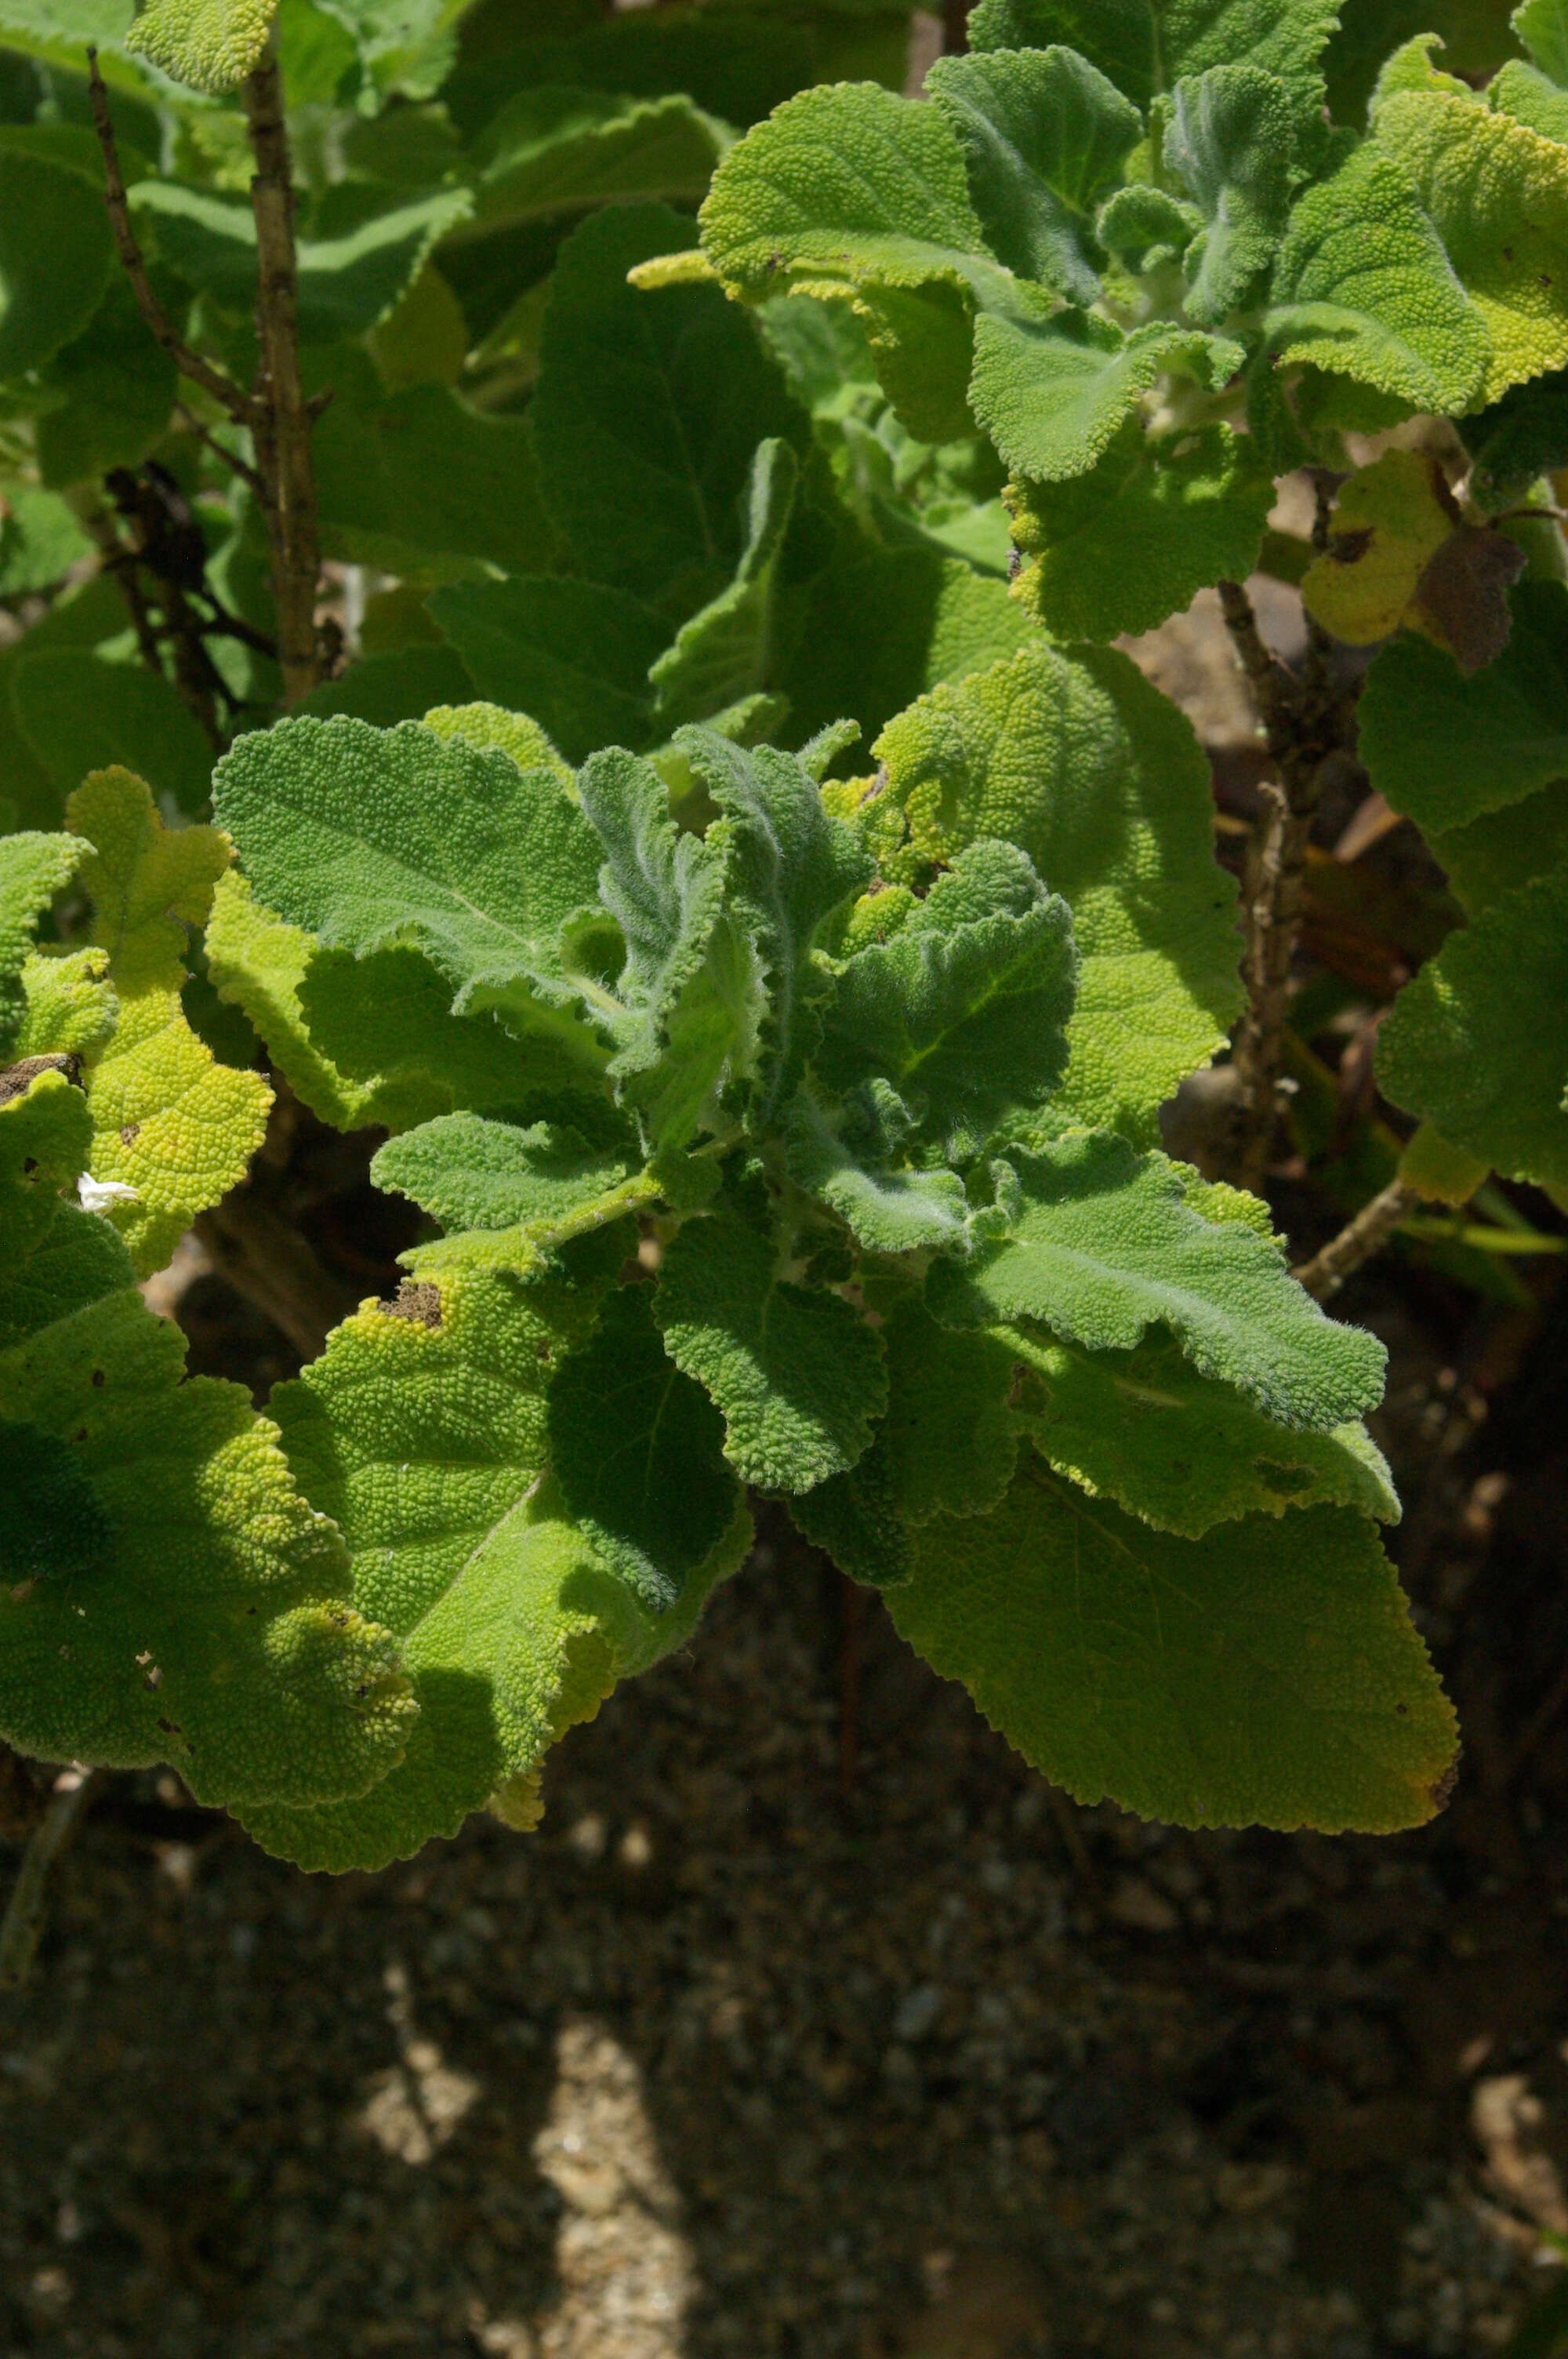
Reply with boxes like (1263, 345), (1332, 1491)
(465, 85), (728, 231)
(124, 0), (275, 88)
(0, 140), (113, 379)
(34, 276), (177, 490)
(782, 544), (1031, 747)
(970, 311), (1244, 483)
(299, 643), (476, 728)
(1430, 778), (1568, 918)
(816, 838), (1076, 1162)
(372, 1115), (639, 1238)
(884, 1470), (1457, 1834)
(313, 381), (561, 576)
(785, 1089), (974, 1253)
(881, 1296), (1019, 1522)
(430, 577), (668, 761)
(1165, 65), (1294, 327)
(423, 700), (574, 786)
(1265, 140), (1491, 416)
(924, 44), (1142, 304)
(1484, 60), (1568, 145)
(1517, 0), (1568, 85)
(1373, 92), (1568, 405)
(928, 1132), (1386, 1430)
(1007, 1325), (1399, 1537)
(0, 1419), (111, 1582)
(1006, 419), (1275, 640)
(967, 0), (1341, 116)
(532, 202), (808, 613)
(0, 1070), (415, 1808)
(649, 438), (800, 732)
(576, 743), (764, 1150)
(0, 829), (86, 1058)
(671, 727), (872, 1118)
(0, 486), (92, 597)
(548, 1281), (739, 1611)
(872, 640), (1243, 1139)
(241, 1256), (750, 1869)
(9, 649), (223, 818)
(653, 1209), (887, 1489)
(1357, 580), (1568, 833)
(67, 767), (272, 1278)
(1461, 365), (1568, 507)
(131, 182), (473, 343)
(212, 714), (611, 1078)
(1377, 860), (1568, 1188)
(699, 79), (998, 444)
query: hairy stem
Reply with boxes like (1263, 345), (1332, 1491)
(1218, 554), (1344, 1192)
(0, 1769), (100, 1997)
(243, 40), (323, 703)
(1292, 1180), (1417, 1301)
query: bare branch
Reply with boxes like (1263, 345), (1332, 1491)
(85, 50), (258, 427)
(243, 41), (324, 703)
(0, 1768), (100, 1997)
(175, 402), (265, 498)
(1292, 1180), (1417, 1300)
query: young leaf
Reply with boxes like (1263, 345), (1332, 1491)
(1265, 143), (1490, 416)
(924, 44), (1142, 304)
(430, 577), (667, 761)
(815, 837), (1076, 1162)
(213, 714), (611, 1071)
(0, 829), (86, 1057)
(927, 1132), (1386, 1430)
(67, 768), (271, 1278)
(884, 1470), (1457, 1834)
(967, 0), (1340, 117)
(1490, 59), (1568, 145)
(785, 1089), (974, 1254)
(371, 1116), (641, 1239)
(1377, 860), (1568, 1188)
(241, 1258), (750, 1870)
(1357, 580), (1568, 833)
(653, 1209), (887, 1490)
(673, 728), (873, 1118)
(1007, 1325), (1399, 1537)
(968, 312), (1244, 485)
(698, 79), (998, 445)
(1373, 92), (1568, 403)
(0, 1070), (413, 1809)
(125, 0), (276, 89)
(872, 640), (1242, 1140)
(1164, 64), (1294, 326)
(531, 202), (808, 612)
(1006, 419), (1275, 641)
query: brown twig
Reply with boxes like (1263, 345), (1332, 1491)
(1292, 1180), (1417, 1300)
(1219, 547), (1348, 1191)
(243, 38), (323, 703)
(175, 402), (265, 499)
(85, 52), (258, 427)
(0, 1768), (100, 1997)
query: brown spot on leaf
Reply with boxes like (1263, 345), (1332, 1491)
(1327, 525), (1376, 566)
(91, 1369), (105, 1388)
(0, 1052), (82, 1107)
(119, 1123), (140, 1147)
(379, 1279), (442, 1329)
(1410, 527), (1527, 674)
(1429, 1754), (1461, 1814)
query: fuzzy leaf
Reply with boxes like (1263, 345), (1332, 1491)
(653, 1209), (887, 1490)
(649, 438), (800, 732)
(1265, 141), (1491, 415)
(124, 0), (274, 88)
(430, 578), (667, 762)
(1517, 0), (1568, 86)
(0, 1069), (414, 1807)
(242, 1257), (750, 1870)
(0, 829), (86, 1058)
(1460, 365), (1568, 507)
(532, 202), (808, 613)
(969, 312), (1244, 484)
(0, 139), (113, 379)
(967, 0), (1340, 116)
(872, 640), (1242, 1139)
(884, 1470), (1457, 1834)
(924, 44), (1142, 304)
(466, 87), (727, 231)
(312, 381), (559, 576)
(1006, 419), (1274, 640)
(548, 1281), (740, 1612)
(1007, 1325), (1399, 1537)
(785, 1091), (973, 1254)
(1357, 580), (1568, 834)
(1374, 91), (1568, 405)
(1165, 64), (1294, 326)
(816, 837), (1076, 1161)
(782, 544), (1031, 748)
(371, 1116), (641, 1240)
(213, 715), (612, 1077)
(0, 487), (93, 598)
(671, 728), (873, 1119)
(928, 1132), (1386, 1430)
(1488, 59), (1568, 144)
(1377, 860), (1568, 1188)
(11, 649), (218, 817)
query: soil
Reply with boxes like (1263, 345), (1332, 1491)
(5, 571), (1568, 2359)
